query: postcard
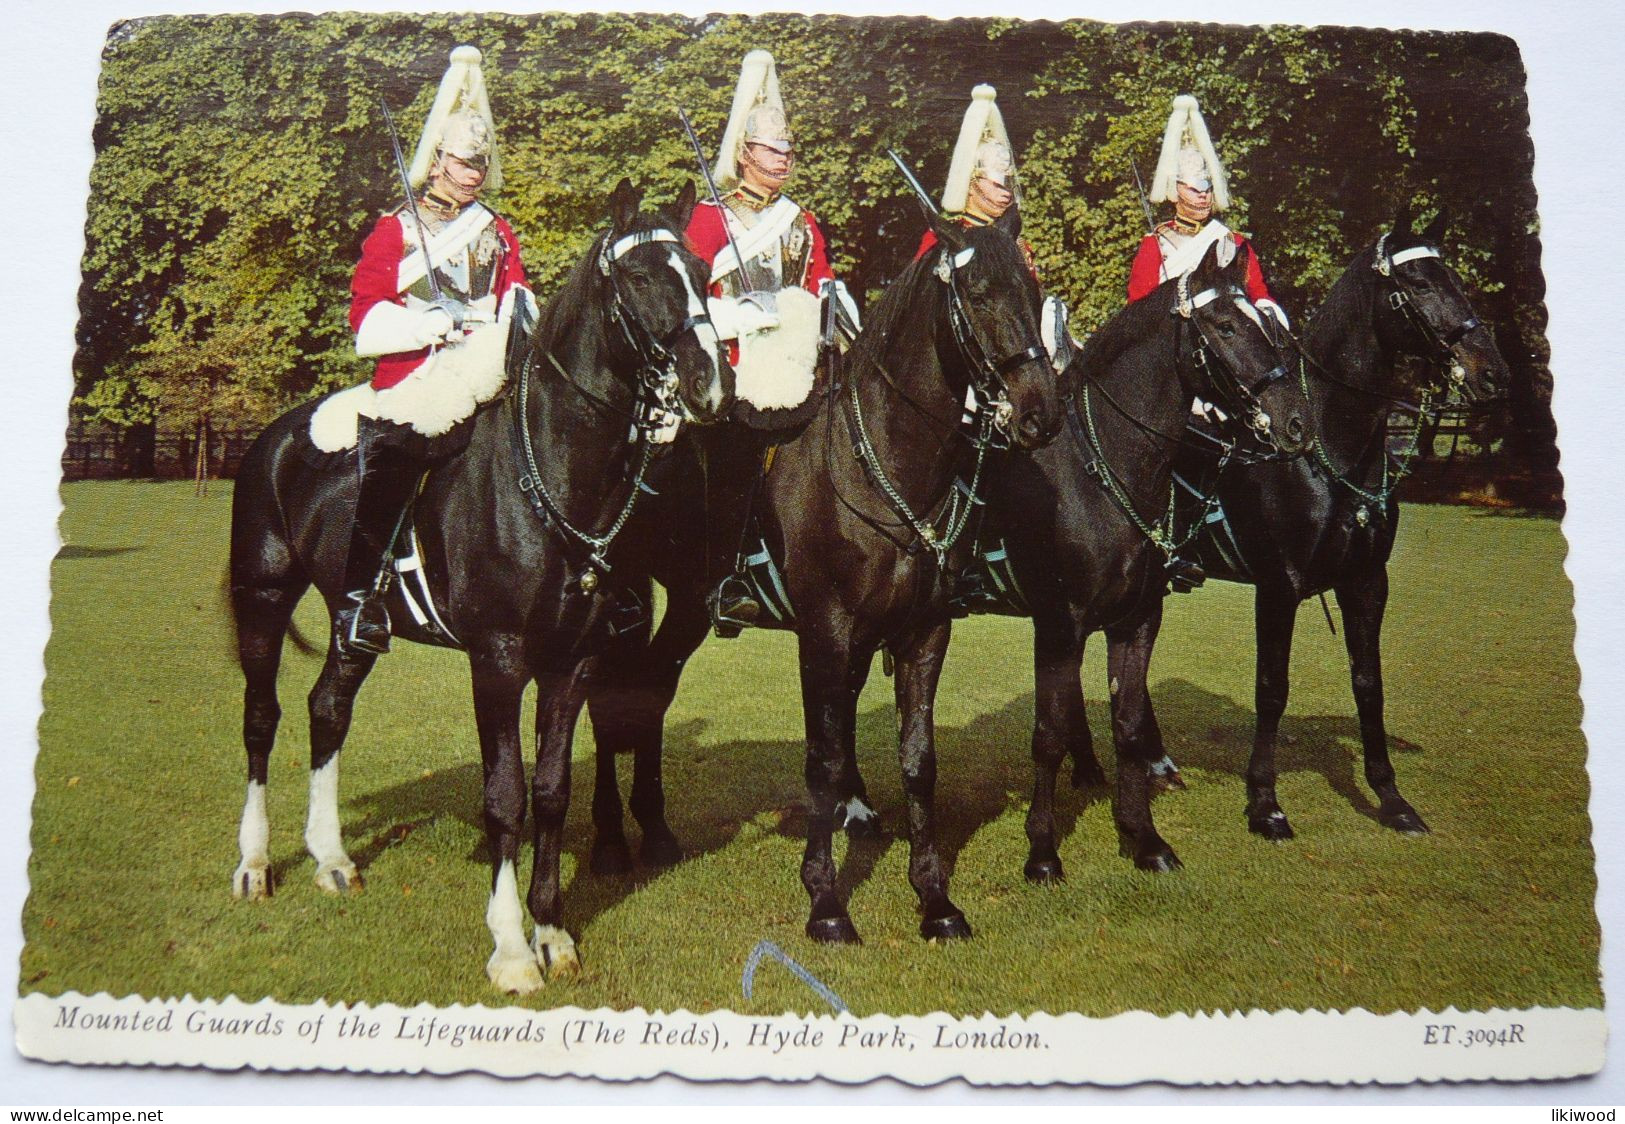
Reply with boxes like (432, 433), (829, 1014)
(7, 0), (1618, 1099)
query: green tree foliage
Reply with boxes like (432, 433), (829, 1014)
(75, 13), (1551, 471)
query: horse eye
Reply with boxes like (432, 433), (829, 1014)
(1217, 321), (1236, 338)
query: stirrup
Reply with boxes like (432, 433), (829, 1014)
(708, 575), (761, 639)
(335, 591), (392, 656)
(1166, 557), (1206, 594)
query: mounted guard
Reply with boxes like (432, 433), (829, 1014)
(332, 45), (535, 656)
(682, 49), (860, 631)
(1128, 94), (1289, 334)
(913, 85), (1074, 367)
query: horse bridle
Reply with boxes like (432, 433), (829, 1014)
(837, 242), (1048, 561)
(938, 244), (1049, 447)
(511, 227), (715, 588)
(1372, 233), (1481, 392)
(598, 227), (718, 430)
(1175, 275), (1292, 449)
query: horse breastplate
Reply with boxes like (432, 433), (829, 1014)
(717, 196), (811, 297)
(403, 210), (504, 303)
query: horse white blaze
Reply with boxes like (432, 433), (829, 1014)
(304, 757), (355, 891)
(485, 859), (543, 993)
(667, 247), (724, 413)
(232, 780), (270, 899)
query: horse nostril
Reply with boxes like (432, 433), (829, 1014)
(1287, 416), (1305, 444)
(1019, 412), (1044, 443)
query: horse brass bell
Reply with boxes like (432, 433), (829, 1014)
(580, 571), (599, 593)
(1355, 506), (1370, 527)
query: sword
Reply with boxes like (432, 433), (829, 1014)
(1129, 158), (1156, 233)
(677, 107), (750, 286)
(887, 148), (939, 219)
(380, 99), (451, 311)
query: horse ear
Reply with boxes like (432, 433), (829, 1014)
(930, 210), (968, 254)
(1393, 200), (1415, 240)
(1422, 206), (1448, 247)
(670, 179), (697, 230)
(609, 178), (642, 235)
(994, 203), (1022, 240)
(1192, 238), (1224, 284)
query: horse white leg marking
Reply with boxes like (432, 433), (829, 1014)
(486, 859), (544, 994)
(842, 796), (878, 828)
(533, 924), (581, 980)
(231, 781), (271, 901)
(668, 248), (725, 414)
(305, 757), (360, 894)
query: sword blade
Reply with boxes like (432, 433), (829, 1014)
(381, 99), (444, 302)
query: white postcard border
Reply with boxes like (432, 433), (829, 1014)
(14, 993), (1607, 1086)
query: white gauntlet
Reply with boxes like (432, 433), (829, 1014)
(706, 295), (781, 341)
(355, 302), (456, 357)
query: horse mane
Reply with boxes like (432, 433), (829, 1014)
(1305, 242), (1379, 354)
(1077, 288), (1171, 378)
(860, 224), (1036, 362)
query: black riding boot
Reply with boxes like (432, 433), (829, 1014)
(705, 436), (767, 639)
(334, 417), (423, 656)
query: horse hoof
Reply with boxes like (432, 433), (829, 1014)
(920, 911), (972, 942)
(806, 915), (862, 945)
(1024, 856), (1065, 884)
(535, 927), (581, 980)
(1152, 769), (1187, 793)
(1382, 807), (1431, 836)
(590, 838), (634, 877)
(1249, 811), (1296, 841)
(487, 952), (545, 995)
(231, 863), (271, 901)
(1121, 840), (1181, 873)
(314, 863), (362, 895)
(842, 811), (885, 841)
(639, 831), (684, 870)
(1149, 756), (1186, 791)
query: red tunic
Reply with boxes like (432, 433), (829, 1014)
(348, 209), (529, 390)
(683, 195), (833, 365)
(1126, 226), (1272, 304)
(683, 197), (834, 295)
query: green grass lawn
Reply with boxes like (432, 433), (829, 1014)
(22, 481), (1600, 1017)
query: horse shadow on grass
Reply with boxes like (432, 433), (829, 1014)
(320, 676), (1426, 932)
(1130, 676), (1427, 827)
(323, 691), (1087, 933)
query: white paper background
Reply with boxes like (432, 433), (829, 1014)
(4, 0), (1619, 1106)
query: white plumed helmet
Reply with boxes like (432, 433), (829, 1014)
(408, 45), (502, 193)
(1149, 94), (1229, 212)
(942, 84), (1017, 215)
(714, 50), (792, 191)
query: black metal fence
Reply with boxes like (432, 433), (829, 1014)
(60, 412), (1563, 509)
(62, 423), (259, 482)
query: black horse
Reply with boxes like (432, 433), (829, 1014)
(991, 241), (1312, 880)
(228, 179), (732, 995)
(585, 213), (1063, 943)
(1137, 209), (1509, 839)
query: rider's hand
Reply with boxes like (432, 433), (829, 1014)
(415, 306), (458, 347)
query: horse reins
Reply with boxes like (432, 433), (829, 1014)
(838, 242), (1048, 563)
(511, 227), (708, 586)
